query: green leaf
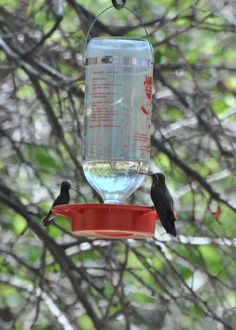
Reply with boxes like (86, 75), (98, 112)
(27, 246), (43, 263)
(48, 216), (70, 238)
(154, 50), (162, 64)
(103, 282), (113, 299)
(198, 245), (222, 273)
(157, 153), (170, 169)
(13, 214), (27, 235)
(129, 292), (157, 303)
(78, 314), (93, 330)
(1, 0), (20, 10)
(212, 99), (229, 114)
(224, 77), (236, 90)
(16, 85), (34, 100)
(24, 145), (62, 171)
(34, 11), (48, 26)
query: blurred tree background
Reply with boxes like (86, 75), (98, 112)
(0, 0), (236, 329)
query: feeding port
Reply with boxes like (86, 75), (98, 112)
(52, 204), (158, 239)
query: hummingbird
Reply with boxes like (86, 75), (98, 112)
(140, 172), (177, 236)
(42, 180), (79, 227)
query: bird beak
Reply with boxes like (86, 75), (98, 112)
(139, 171), (152, 176)
(71, 187), (80, 193)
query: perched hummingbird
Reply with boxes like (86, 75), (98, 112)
(140, 172), (177, 236)
(42, 181), (79, 227)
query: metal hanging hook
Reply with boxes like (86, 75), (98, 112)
(112, 0), (126, 10)
(83, 4), (154, 65)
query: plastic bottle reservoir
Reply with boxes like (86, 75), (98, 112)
(83, 37), (154, 204)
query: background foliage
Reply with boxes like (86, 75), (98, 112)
(0, 0), (236, 329)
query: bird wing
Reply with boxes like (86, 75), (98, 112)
(165, 214), (177, 236)
(164, 187), (174, 210)
(52, 194), (61, 206)
(52, 192), (70, 207)
(166, 210), (176, 223)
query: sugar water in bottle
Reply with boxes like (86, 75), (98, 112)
(82, 37), (154, 204)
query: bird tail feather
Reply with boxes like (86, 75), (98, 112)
(42, 211), (54, 227)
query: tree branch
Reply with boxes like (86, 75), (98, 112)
(151, 136), (236, 212)
(0, 180), (104, 329)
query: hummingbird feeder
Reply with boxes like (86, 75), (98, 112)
(52, 4), (158, 238)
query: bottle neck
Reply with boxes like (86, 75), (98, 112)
(103, 199), (125, 204)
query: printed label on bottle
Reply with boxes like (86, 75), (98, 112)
(83, 64), (152, 161)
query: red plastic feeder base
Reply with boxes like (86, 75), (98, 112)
(52, 204), (158, 239)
